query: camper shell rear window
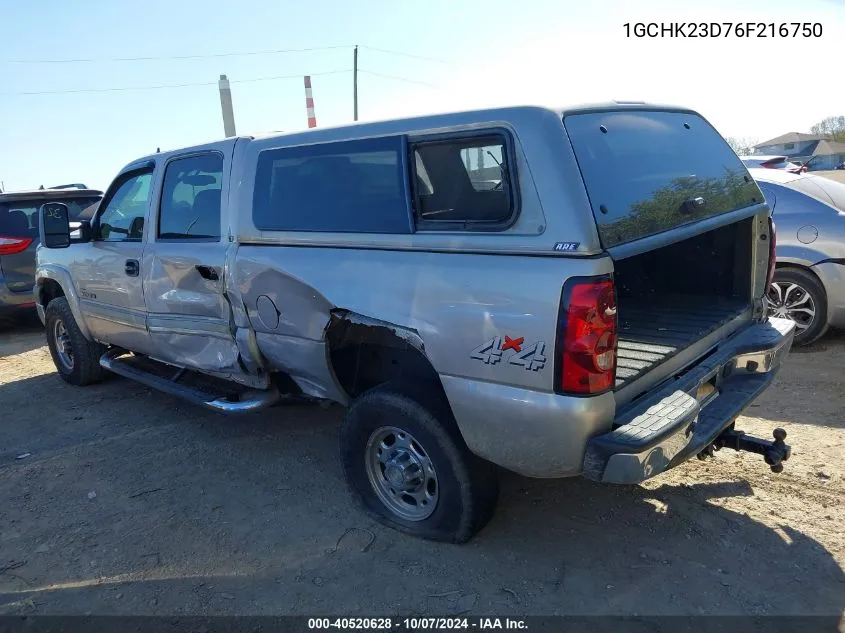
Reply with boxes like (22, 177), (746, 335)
(564, 110), (763, 247)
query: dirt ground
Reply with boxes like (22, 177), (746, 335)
(0, 319), (843, 619)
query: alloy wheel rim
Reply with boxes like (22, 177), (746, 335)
(52, 319), (74, 371)
(365, 426), (438, 521)
(766, 282), (816, 332)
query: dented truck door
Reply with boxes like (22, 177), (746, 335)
(140, 143), (240, 372)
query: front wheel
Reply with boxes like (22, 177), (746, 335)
(340, 381), (499, 543)
(45, 297), (106, 385)
(767, 267), (828, 346)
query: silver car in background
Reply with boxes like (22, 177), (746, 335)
(750, 168), (845, 345)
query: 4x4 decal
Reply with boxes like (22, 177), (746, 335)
(470, 336), (503, 365)
(470, 336), (547, 371)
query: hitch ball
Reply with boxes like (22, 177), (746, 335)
(765, 428), (790, 473)
(715, 426), (791, 474)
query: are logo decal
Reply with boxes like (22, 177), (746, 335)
(470, 336), (547, 371)
(554, 241), (580, 252)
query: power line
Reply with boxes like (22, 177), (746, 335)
(0, 69), (352, 96)
(358, 45), (449, 64)
(2, 67), (436, 97)
(233, 69), (350, 84)
(357, 69), (439, 87)
(1, 45), (353, 65)
(2, 44), (451, 66)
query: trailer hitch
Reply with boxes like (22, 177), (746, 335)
(700, 427), (791, 473)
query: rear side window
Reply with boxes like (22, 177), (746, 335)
(565, 111), (762, 247)
(412, 134), (514, 227)
(0, 197), (101, 238)
(159, 153), (224, 240)
(253, 136), (411, 233)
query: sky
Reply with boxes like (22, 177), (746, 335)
(1, 0), (843, 191)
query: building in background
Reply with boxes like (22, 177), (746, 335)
(754, 132), (845, 171)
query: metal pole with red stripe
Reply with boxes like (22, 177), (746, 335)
(304, 75), (317, 128)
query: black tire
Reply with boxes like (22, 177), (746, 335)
(45, 297), (106, 385)
(768, 267), (829, 346)
(340, 380), (499, 543)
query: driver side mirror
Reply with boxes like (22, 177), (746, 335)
(39, 202), (93, 248)
(39, 202), (71, 249)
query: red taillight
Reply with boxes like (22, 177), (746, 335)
(556, 278), (618, 395)
(766, 217), (777, 288)
(0, 236), (33, 256)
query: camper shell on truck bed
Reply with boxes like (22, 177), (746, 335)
(35, 102), (795, 543)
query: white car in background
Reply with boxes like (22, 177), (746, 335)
(741, 155), (806, 174)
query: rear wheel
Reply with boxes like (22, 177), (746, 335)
(767, 267), (828, 346)
(45, 297), (106, 385)
(340, 380), (499, 543)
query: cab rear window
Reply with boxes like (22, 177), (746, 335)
(564, 111), (763, 247)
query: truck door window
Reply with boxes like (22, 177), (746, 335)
(158, 153), (224, 240)
(411, 134), (515, 228)
(97, 172), (153, 242)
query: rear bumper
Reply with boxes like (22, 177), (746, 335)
(583, 317), (796, 484)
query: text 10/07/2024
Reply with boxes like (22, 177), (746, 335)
(307, 618), (528, 630)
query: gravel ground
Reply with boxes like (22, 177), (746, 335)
(0, 319), (843, 619)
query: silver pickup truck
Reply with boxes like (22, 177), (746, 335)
(36, 103), (795, 543)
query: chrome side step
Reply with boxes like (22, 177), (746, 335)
(99, 348), (279, 414)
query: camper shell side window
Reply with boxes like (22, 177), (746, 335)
(252, 136), (413, 234)
(410, 129), (519, 231)
(251, 128), (521, 235)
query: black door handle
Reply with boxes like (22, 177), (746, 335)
(679, 197), (706, 215)
(125, 259), (140, 277)
(195, 265), (220, 281)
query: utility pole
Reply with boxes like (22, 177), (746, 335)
(218, 74), (237, 137)
(353, 45), (359, 121)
